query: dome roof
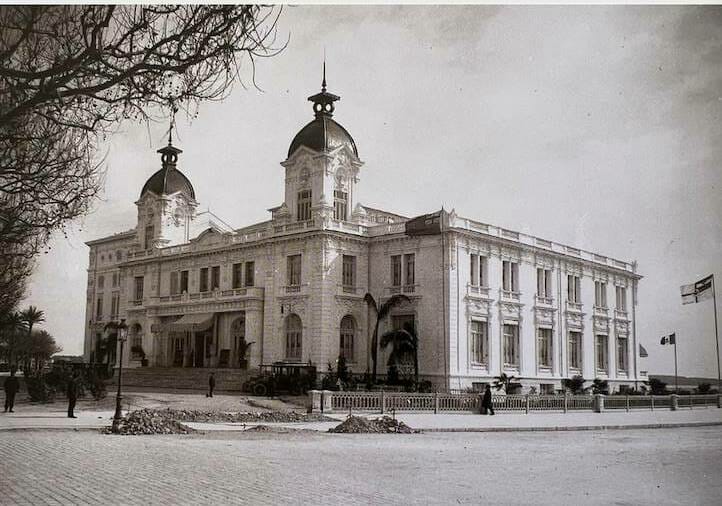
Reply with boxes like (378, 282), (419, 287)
(140, 166), (195, 200)
(288, 115), (358, 158)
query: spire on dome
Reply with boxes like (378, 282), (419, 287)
(158, 105), (182, 168)
(308, 60), (339, 118)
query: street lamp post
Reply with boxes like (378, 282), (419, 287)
(107, 318), (128, 433)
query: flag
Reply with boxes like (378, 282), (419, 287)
(661, 333), (676, 345)
(681, 274), (713, 305)
(639, 344), (648, 357)
(405, 210), (447, 236)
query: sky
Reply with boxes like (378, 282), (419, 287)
(24, 5), (722, 378)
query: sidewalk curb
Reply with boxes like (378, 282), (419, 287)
(0, 426), (107, 432)
(418, 421), (722, 433)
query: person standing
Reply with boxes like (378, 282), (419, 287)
(481, 384), (495, 416)
(3, 368), (20, 413)
(66, 371), (79, 418)
(207, 372), (215, 398)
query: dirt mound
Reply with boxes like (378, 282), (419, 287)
(329, 415), (417, 434)
(104, 409), (194, 435)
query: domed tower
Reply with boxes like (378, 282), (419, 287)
(135, 133), (198, 250)
(279, 67), (363, 225)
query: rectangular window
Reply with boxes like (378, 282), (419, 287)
(297, 189), (312, 221)
(391, 255), (402, 286)
(342, 255), (356, 287)
(479, 256), (487, 287)
(232, 263), (243, 289)
(503, 261), (519, 292)
(503, 323), (520, 367)
(470, 254), (479, 286)
(96, 297), (103, 320)
(470, 320), (488, 365)
(287, 255), (302, 286)
(537, 268), (553, 298)
(180, 270), (189, 293)
(567, 274), (581, 303)
(245, 261), (255, 287)
(617, 337), (628, 372)
(595, 281), (607, 307)
(211, 266), (220, 290)
(112, 272), (119, 288)
(97, 275), (105, 290)
(144, 225), (154, 250)
(568, 331), (582, 370)
(404, 253), (415, 286)
(333, 190), (348, 221)
(170, 272), (179, 295)
(596, 334), (609, 372)
(537, 328), (553, 368)
(110, 293), (119, 319)
(199, 268), (209, 292)
(134, 276), (144, 301)
(616, 286), (627, 311)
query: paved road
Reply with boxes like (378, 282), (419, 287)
(1, 427), (721, 505)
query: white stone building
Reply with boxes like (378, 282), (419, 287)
(83, 77), (643, 392)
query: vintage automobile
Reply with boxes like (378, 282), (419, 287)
(242, 362), (317, 396)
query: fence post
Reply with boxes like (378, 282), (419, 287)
(434, 391), (439, 414)
(563, 394), (568, 413)
(593, 394), (605, 413)
(651, 395), (655, 411)
(309, 390), (322, 414)
(379, 390), (385, 414)
(524, 394), (529, 414)
(670, 394), (678, 411)
(625, 395), (630, 412)
(717, 394), (721, 409)
(321, 390), (333, 413)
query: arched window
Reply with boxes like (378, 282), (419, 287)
(339, 315), (355, 361)
(285, 314), (302, 361)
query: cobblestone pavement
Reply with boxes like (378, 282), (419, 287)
(1, 427), (721, 505)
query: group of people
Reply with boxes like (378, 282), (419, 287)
(3, 368), (80, 418)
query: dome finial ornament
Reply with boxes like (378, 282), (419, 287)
(158, 104), (182, 168)
(308, 60), (339, 119)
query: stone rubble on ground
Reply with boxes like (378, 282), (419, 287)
(103, 409), (195, 435)
(329, 415), (417, 434)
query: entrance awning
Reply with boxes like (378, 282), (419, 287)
(162, 313), (215, 333)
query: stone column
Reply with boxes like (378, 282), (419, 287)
(593, 393), (605, 413)
(246, 308), (264, 368)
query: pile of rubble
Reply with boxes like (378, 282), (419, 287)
(160, 409), (333, 423)
(329, 415), (417, 434)
(104, 409), (194, 435)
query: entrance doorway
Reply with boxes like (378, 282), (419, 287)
(194, 334), (204, 367)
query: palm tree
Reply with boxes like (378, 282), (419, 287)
(20, 306), (44, 371)
(380, 321), (418, 384)
(0, 311), (27, 367)
(364, 293), (411, 383)
(492, 373), (519, 394)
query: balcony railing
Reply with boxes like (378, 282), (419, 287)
(535, 294), (554, 306)
(130, 299), (143, 306)
(154, 287), (264, 305)
(614, 309), (629, 320)
(468, 285), (491, 298)
(593, 305), (609, 317)
(500, 289), (521, 302)
(342, 285), (357, 294)
(285, 285), (302, 294)
(566, 301), (583, 312)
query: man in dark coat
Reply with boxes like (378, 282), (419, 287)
(481, 384), (495, 415)
(66, 371), (79, 418)
(207, 372), (215, 398)
(3, 368), (20, 413)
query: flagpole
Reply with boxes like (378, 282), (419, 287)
(673, 335), (678, 394)
(713, 275), (720, 393)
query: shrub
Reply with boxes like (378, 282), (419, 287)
(591, 378), (609, 395)
(697, 383), (712, 394)
(648, 378), (668, 395)
(24, 374), (55, 403)
(562, 375), (587, 394)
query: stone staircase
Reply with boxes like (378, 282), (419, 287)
(107, 367), (258, 392)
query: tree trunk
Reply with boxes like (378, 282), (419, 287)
(371, 321), (380, 383)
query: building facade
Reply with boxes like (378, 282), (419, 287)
(83, 77), (643, 392)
